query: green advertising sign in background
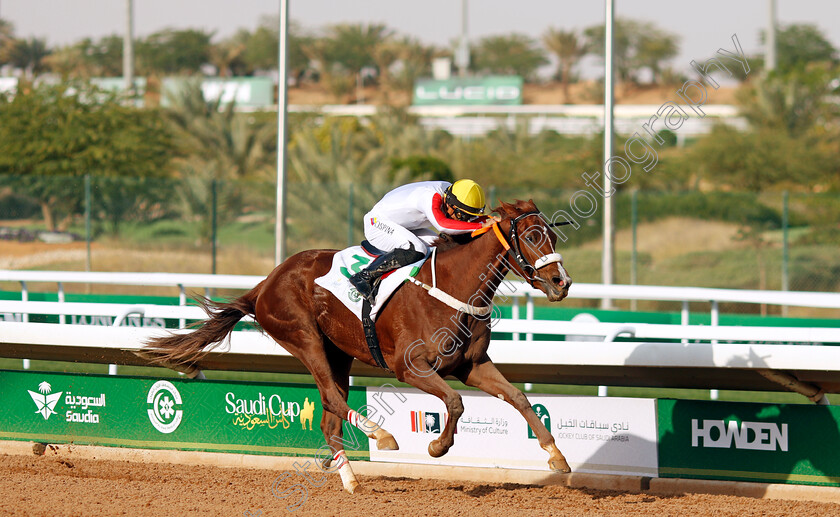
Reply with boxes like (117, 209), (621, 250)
(161, 77), (274, 108)
(658, 398), (840, 486)
(0, 370), (369, 460)
(413, 76), (523, 106)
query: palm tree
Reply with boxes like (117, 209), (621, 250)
(6, 37), (51, 79)
(209, 36), (246, 77)
(473, 33), (548, 81)
(286, 111), (443, 250)
(634, 28), (679, 84)
(322, 23), (393, 102)
(164, 82), (277, 243)
(42, 44), (93, 79)
(326, 23), (392, 74)
(0, 19), (14, 65)
(543, 28), (587, 103)
(736, 65), (838, 136)
(372, 37), (401, 101)
(381, 37), (433, 101)
(303, 38), (354, 102)
(0, 19), (13, 40)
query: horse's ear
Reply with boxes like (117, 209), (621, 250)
(496, 200), (515, 218)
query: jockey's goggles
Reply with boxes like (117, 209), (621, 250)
(448, 204), (482, 222)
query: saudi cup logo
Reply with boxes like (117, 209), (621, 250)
(147, 380), (183, 434)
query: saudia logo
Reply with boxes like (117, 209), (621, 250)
(691, 419), (788, 452)
(147, 380), (183, 434)
(27, 381), (105, 423)
(28, 381), (62, 420)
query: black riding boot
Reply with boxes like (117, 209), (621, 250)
(349, 245), (425, 304)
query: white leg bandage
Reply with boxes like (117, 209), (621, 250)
(333, 449), (358, 494)
(347, 409), (380, 435)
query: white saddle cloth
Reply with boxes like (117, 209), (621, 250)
(314, 245), (426, 321)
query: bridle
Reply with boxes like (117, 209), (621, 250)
(473, 211), (570, 288)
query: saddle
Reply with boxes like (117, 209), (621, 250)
(313, 241), (427, 370)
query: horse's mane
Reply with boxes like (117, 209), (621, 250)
(430, 199), (539, 252)
(432, 232), (476, 252)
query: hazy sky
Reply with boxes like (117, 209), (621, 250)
(2, 0), (839, 76)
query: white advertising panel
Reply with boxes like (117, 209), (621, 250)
(366, 387), (657, 476)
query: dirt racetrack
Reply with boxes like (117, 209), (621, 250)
(2, 452), (840, 517)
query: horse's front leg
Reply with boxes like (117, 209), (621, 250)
(456, 355), (571, 473)
(398, 362), (464, 458)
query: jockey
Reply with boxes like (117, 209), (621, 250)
(349, 179), (497, 304)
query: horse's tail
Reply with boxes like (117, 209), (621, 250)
(141, 283), (262, 368)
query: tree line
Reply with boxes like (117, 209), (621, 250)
(0, 15), (686, 101)
(3, 15), (837, 102)
(0, 17), (837, 242)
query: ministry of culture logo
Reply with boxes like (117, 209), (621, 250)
(28, 381), (63, 420)
(528, 404), (550, 439)
(348, 287), (362, 303)
(410, 411), (446, 433)
(147, 380), (183, 434)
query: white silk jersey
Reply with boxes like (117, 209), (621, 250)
(367, 181), (483, 234)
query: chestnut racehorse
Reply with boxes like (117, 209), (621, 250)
(143, 199), (572, 493)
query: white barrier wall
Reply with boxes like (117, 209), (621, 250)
(367, 387), (658, 476)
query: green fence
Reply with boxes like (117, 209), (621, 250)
(658, 398), (840, 486)
(0, 369), (369, 460)
(6, 369), (840, 487)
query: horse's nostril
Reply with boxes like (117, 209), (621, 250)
(552, 276), (564, 286)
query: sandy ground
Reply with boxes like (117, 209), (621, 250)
(1, 453), (838, 517)
(0, 241), (96, 270)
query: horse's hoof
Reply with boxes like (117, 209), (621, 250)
(344, 479), (360, 494)
(549, 457), (571, 473)
(377, 434), (399, 451)
(428, 440), (448, 458)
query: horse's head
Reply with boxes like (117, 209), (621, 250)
(494, 200), (572, 302)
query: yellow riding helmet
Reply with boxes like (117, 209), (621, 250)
(445, 179), (486, 217)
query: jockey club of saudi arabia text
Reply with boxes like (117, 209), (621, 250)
(265, 33), (751, 514)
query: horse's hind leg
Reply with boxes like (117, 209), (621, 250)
(265, 332), (392, 493)
(456, 356), (571, 473)
(318, 342), (398, 473)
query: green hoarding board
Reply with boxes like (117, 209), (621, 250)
(658, 399), (840, 486)
(0, 370), (369, 460)
(413, 76), (523, 105)
(161, 77), (275, 108)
